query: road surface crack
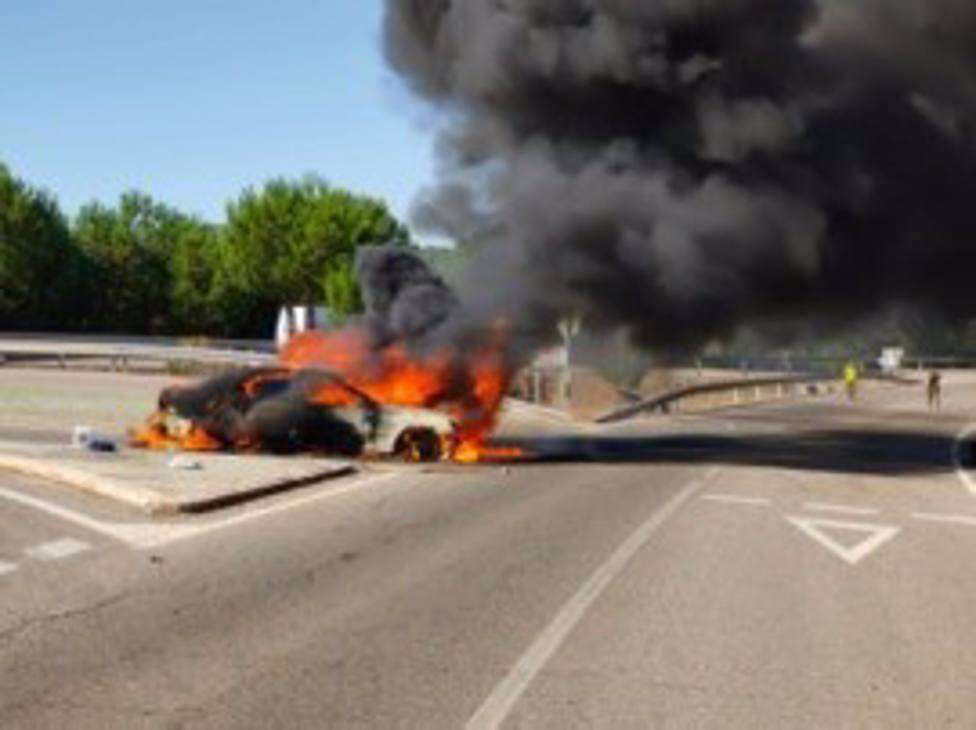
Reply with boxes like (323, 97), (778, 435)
(0, 591), (134, 646)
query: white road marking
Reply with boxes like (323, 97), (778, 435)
(0, 473), (399, 550)
(466, 466), (721, 730)
(0, 561), (18, 576)
(0, 485), (159, 546)
(785, 516), (900, 565)
(803, 502), (880, 516)
(951, 422), (976, 495)
(701, 494), (771, 506)
(912, 512), (976, 527)
(143, 471), (402, 548)
(25, 538), (91, 561)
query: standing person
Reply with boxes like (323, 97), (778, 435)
(927, 370), (942, 412)
(843, 361), (859, 402)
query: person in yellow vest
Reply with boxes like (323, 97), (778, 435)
(843, 361), (859, 402)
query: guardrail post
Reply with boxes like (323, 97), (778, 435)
(58, 353), (66, 369)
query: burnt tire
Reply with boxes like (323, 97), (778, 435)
(393, 427), (442, 463)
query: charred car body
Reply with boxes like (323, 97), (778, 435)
(141, 367), (452, 461)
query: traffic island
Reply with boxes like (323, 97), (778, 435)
(0, 441), (355, 515)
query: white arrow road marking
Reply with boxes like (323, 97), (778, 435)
(785, 516), (900, 565)
(0, 561), (18, 576)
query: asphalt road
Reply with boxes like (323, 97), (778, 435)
(2, 382), (976, 729)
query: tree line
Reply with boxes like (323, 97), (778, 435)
(0, 162), (411, 338)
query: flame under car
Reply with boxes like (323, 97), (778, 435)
(137, 367), (453, 462)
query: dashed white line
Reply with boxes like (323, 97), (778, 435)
(466, 466), (721, 730)
(25, 538), (91, 561)
(701, 494), (771, 506)
(803, 502), (880, 516)
(0, 561), (18, 576)
(912, 512), (976, 527)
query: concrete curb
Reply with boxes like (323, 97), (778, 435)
(0, 452), (356, 516)
(174, 463), (356, 514)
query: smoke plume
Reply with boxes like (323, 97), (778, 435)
(356, 245), (458, 347)
(383, 0), (976, 353)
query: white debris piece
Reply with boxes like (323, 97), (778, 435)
(71, 426), (117, 452)
(168, 455), (203, 471)
(71, 425), (93, 449)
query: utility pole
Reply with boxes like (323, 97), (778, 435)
(557, 314), (582, 409)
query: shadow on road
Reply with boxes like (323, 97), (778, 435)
(502, 430), (957, 476)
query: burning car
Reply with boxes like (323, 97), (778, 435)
(133, 248), (524, 463)
(134, 366), (453, 462)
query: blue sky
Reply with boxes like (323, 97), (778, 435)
(0, 1), (441, 228)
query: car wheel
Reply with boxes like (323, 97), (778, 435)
(393, 427), (442, 463)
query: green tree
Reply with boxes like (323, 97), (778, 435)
(73, 192), (214, 334)
(169, 218), (220, 334)
(323, 258), (362, 320)
(0, 163), (86, 330)
(213, 176), (410, 336)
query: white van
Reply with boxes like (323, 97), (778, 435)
(275, 305), (333, 350)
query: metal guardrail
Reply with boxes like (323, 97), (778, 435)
(596, 373), (838, 424)
(0, 332), (274, 351)
(902, 357), (976, 370)
(669, 354), (976, 373)
(0, 338), (274, 371)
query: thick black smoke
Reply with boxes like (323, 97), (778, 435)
(383, 0), (976, 352)
(355, 245), (459, 348)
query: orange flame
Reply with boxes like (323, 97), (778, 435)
(280, 328), (519, 462)
(132, 324), (524, 463)
(130, 414), (223, 452)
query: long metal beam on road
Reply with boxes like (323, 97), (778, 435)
(596, 373), (836, 423)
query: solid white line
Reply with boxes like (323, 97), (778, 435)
(700, 494), (770, 506)
(145, 472), (401, 548)
(951, 423), (976, 495)
(0, 485), (142, 545)
(912, 512), (976, 527)
(465, 466), (720, 730)
(803, 502), (880, 516)
(0, 561), (18, 576)
(25, 538), (91, 561)
(0, 472), (399, 550)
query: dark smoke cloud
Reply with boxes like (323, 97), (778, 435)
(383, 0), (976, 353)
(356, 245), (459, 348)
